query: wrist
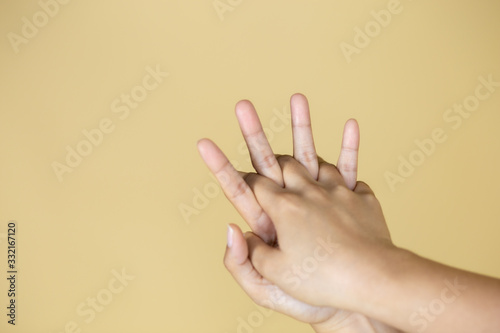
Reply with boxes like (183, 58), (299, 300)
(310, 310), (405, 333)
(325, 243), (416, 318)
(342, 245), (461, 332)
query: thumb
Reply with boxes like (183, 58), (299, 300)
(224, 224), (248, 267)
(245, 232), (285, 284)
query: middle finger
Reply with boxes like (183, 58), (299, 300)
(235, 100), (284, 187)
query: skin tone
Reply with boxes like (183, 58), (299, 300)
(198, 93), (400, 332)
(197, 94), (500, 333)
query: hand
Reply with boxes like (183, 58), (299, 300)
(198, 94), (400, 332)
(244, 154), (395, 310)
(240, 153), (500, 333)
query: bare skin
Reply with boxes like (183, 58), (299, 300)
(241, 154), (500, 332)
(198, 93), (401, 332)
(198, 93), (500, 332)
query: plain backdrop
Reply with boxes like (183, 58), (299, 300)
(0, 1), (499, 332)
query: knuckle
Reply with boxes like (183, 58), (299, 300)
(338, 161), (357, 173)
(215, 164), (232, 187)
(305, 185), (332, 203)
(362, 192), (379, 205)
(242, 172), (255, 184)
(357, 180), (371, 190)
(280, 192), (299, 205)
(318, 162), (337, 176)
(297, 149), (317, 164)
(228, 178), (248, 201)
(332, 184), (351, 197)
(330, 185), (357, 206)
(277, 154), (294, 164)
(277, 192), (304, 216)
(255, 153), (278, 170)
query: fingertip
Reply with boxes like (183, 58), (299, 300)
(235, 100), (263, 135)
(227, 224), (234, 248)
(235, 99), (253, 116)
(290, 92), (307, 104)
(196, 138), (212, 154)
(225, 224), (248, 265)
(290, 93), (310, 117)
(228, 223), (244, 240)
(236, 99), (252, 106)
(346, 118), (359, 126)
(196, 138), (204, 148)
(341, 119), (360, 150)
(344, 118), (360, 135)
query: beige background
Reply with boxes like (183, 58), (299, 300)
(1, 1), (499, 332)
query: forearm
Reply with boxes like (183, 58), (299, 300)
(351, 247), (500, 333)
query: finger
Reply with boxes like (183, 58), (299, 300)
(336, 119), (360, 190)
(224, 224), (274, 304)
(197, 139), (276, 242)
(225, 225), (331, 320)
(290, 93), (319, 180)
(277, 155), (315, 190)
(235, 100), (284, 187)
(246, 232), (284, 285)
(224, 224), (249, 266)
(316, 155), (327, 164)
(317, 160), (347, 188)
(244, 171), (286, 220)
(353, 180), (375, 196)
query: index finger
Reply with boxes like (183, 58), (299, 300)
(197, 138), (276, 242)
(236, 100), (284, 187)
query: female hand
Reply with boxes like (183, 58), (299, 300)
(198, 94), (401, 332)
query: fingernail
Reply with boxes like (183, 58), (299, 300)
(227, 224), (234, 248)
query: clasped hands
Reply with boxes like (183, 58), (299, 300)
(198, 94), (401, 333)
